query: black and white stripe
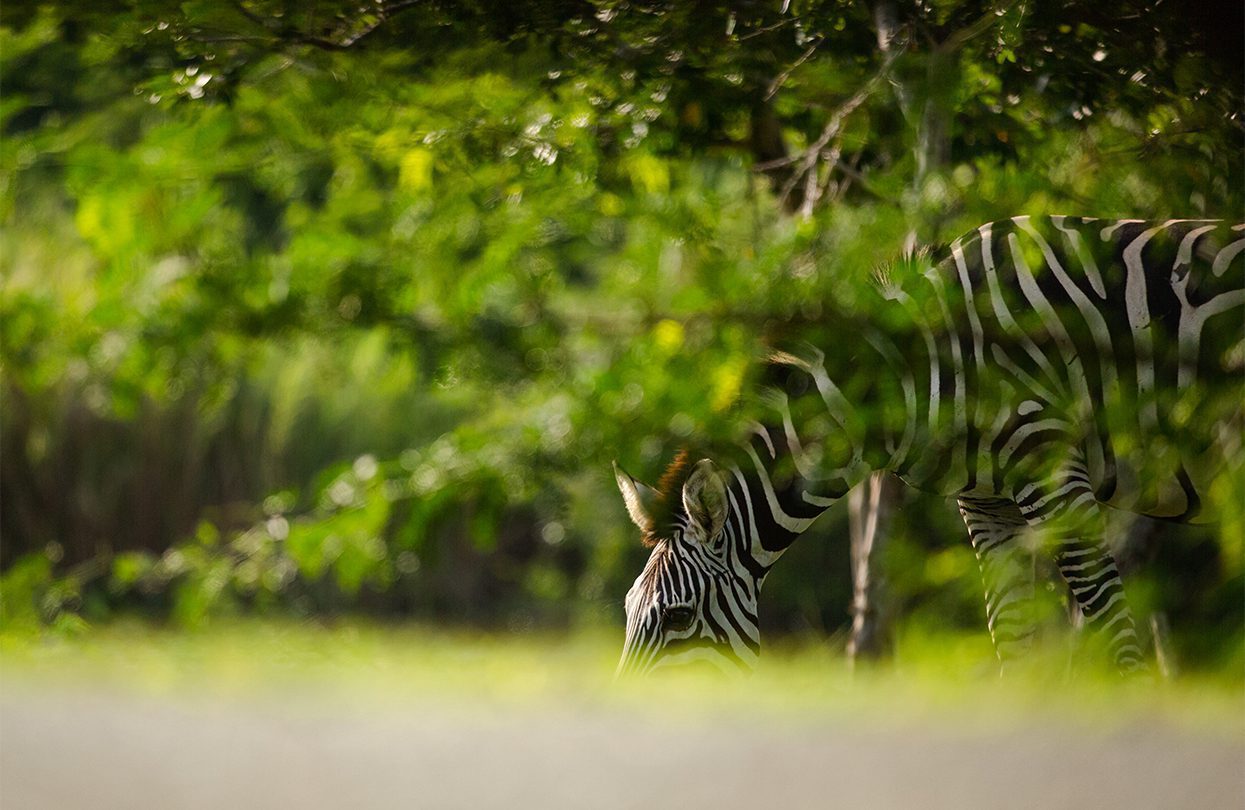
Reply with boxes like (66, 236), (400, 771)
(616, 217), (1243, 676)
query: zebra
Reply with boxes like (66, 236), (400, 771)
(615, 216), (1244, 677)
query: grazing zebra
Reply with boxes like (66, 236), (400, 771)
(615, 216), (1244, 677)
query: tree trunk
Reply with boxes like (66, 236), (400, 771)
(846, 471), (901, 664)
(840, 3), (912, 668)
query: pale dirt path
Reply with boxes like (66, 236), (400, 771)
(2, 687), (1242, 810)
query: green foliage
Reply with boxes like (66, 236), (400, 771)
(1, 3), (1240, 656)
(0, 554), (53, 629)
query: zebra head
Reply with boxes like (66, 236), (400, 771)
(613, 455), (761, 677)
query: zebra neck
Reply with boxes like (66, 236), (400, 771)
(715, 312), (923, 569)
(718, 423), (873, 573)
(769, 315), (934, 481)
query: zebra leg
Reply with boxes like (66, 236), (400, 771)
(1013, 471), (1145, 673)
(957, 496), (1036, 666)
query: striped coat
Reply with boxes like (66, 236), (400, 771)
(616, 217), (1243, 676)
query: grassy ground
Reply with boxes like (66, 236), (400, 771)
(2, 621), (1242, 809)
(2, 619), (1242, 729)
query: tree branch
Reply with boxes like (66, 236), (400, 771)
(937, 0), (1020, 55)
(228, 0), (427, 53)
(764, 38), (822, 100)
(755, 40), (905, 213)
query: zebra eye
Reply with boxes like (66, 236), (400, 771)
(662, 605), (695, 632)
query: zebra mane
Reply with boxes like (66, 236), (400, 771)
(642, 448), (694, 544)
(871, 244), (936, 299)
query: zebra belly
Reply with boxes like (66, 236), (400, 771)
(1096, 413), (1239, 522)
(1101, 451), (1200, 520)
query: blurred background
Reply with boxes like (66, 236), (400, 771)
(2, 1), (1243, 672)
(3, 4), (1243, 806)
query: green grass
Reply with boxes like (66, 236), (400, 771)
(1, 620), (1242, 737)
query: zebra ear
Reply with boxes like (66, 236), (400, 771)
(682, 459), (727, 542)
(614, 462), (657, 533)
